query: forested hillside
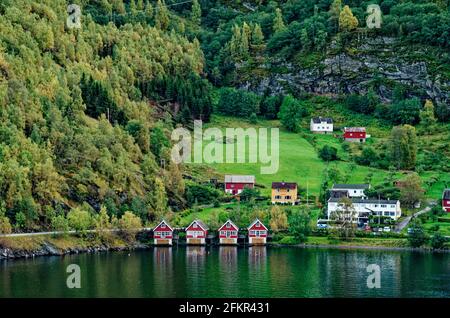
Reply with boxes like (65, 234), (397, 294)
(0, 0), (449, 234)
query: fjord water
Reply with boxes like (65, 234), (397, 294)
(1, 247), (449, 298)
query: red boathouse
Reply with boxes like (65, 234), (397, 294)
(247, 219), (268, 245)
(153, 220), (173, 246)
(186, 219), (208, 245)
(218, 220), (239, 245)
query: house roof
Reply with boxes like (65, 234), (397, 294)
(344, 127), (366, 132)
(311, 117), (333, 124)
(247, 218), (268, 230)
(225, 175), (255, 183)
(329, 189), (349, 199)
(218, 220), (239, 231)
(443, 189), (450, 200)
(154, 219), (173, 231)
(328, 197), (399, 204)
(187, 219), (209, 231)
(272, 182), (297, 189)
(333, 184), (370, 190)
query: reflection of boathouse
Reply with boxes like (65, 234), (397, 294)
(186, 246), (206, 266)
(219, 246), (237, 266)
(248, 246), (267, 267)
(152, 247), (174, 297)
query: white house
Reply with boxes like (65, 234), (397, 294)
(327, 197), (402, 225)
(332, 184), (370, 198)
(310, 117), (333, 134)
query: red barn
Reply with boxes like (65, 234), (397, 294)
(443, 189), (450, 212)
(247, 219), (268, 245)
(224, 175), (255, 195)
(218, 220), (239, 245)
(344, 127), (366, 143)
(153, 220), (173, 246)
(186, 219), (208, 245)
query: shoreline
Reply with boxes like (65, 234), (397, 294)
(1, 236), (448, 260)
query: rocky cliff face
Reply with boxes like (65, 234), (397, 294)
(246, 37), (450, 104)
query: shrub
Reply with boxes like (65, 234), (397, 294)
(407, 218), (428, 248)
(67, 208), (93, 235)
(0, 216), (12, 234)
(217, 87), (260, 117)
(118, 211), (142, 242)
(278, 236), (298, 245)
(430, 232), (447, 250)
(319, 145), (339, 161)
(51, 215), (70, 234)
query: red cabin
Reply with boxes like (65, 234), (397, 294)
(443, 189), (450, 212)
(218, 220), (239, 245)
(186, 219), (208, 245)
(344, 127), (366, 143)
(247, 219), (268, 245)
(224, 175), (255, 195)
(153, 220), (173, 246)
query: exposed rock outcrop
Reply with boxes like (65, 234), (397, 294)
(246, 37), (450, 104)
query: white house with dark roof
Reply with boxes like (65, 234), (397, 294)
(310, 117), (333, 134)
(327, 197), (402, 225)
(332, 184), (370, 198)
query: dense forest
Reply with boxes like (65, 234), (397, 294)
(0, 0), (449, 234)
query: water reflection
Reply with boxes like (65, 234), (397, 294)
(152, 247), (173, 297)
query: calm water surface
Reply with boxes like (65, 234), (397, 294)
(1, 247), (449, 297)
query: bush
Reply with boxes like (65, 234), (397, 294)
(288, 210), (311, 243)
(430, 232), (447, 250)
(319, 145), (339, 161)
(186, 183), (222, 206)
(278, 236), (298, 245)
(407, 218), (428, 248)
(0, 216), (12, 234)
(118, 211), (142, 242)
(67, 208), (93, 235)
(51, 215), (70, 234)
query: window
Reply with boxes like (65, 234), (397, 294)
(161, 224), (166, 229)
(226, 223), (230, 228)
(390, 212), (395, 216)
(193, 223), (197, 228)
(275, 195), (281, 199)
(285, 195), (291, 200)
(381, 204), (387, 208)
(391, 205), (396, 208)
(384, 212), (389, 216)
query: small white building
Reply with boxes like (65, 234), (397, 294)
(332, 184), (370, 198)
(310, 117), (333, 134)
(327, 197), (402, 225)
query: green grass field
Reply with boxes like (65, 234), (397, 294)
(189, 115), (395, 197)
(188, 115), (448, 201)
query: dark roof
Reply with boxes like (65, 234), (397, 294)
(443, 189), (450, 200)
(329, 189), (349, 199)
(312, 117), (333, 124)
(328, 197), (399, 204)
(272, 182), (297, 189)
(333, 184), (370, 190)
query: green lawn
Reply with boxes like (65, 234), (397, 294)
(190, 115), (394, 197)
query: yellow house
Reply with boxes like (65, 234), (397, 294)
(271, 182), (298, 205)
